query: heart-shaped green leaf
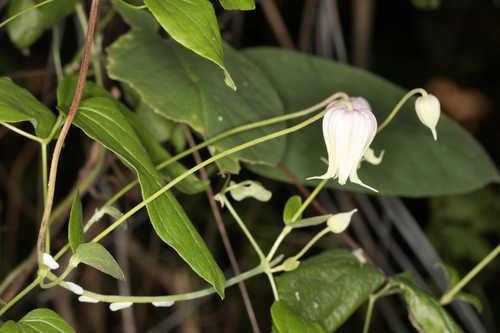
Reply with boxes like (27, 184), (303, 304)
(271, 301), (324, 333)
(106, 31), (286, 173)
(243, 48), (499, 197)
(68, 192), (84, 254)
(275, 250), (384, 332)
(0, 77), (55, 138)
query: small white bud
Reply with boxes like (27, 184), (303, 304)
(66, 282), (84, 295)
(109, 302), (133, 311)
(327, 209), (357, 234)
(78, 295), (99, 303)
(42, 253), (59, 270)
(415, 94), (441, 141)
(152, 300), (175, 307)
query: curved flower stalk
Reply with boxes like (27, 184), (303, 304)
(308, 97), (378, 192)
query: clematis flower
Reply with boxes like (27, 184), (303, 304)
(308, 97), (378, 192)
(415, 94), (441, 140)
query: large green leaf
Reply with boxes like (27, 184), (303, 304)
(6, 0), (78, 48)
(144, 0), (235, 90)
(275, 250), (384, 332)
(67, 97), (225, 296)
(56, 76), (208, 194)
(271, 301), (325, 333)
(243, 48), (499, 197)
(0, 77), (55, 138)
(0, 308), (77, 333)
(107, 31), (286, 173)
(219, 0), (255, 10)
(75, 243), (125, 280)
(389, 275), (464, 333)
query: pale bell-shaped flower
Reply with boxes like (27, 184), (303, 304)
(152, 300), (175, 307)
(308, 97), (378, 192)
(415, 94), (440, 141)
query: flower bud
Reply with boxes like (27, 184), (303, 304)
(308, 97), (378, 192)
(415, 94), (440, 141)
(327, 209), (357, 234)
(42, 253), (59, 270)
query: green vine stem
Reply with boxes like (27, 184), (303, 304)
(292, 227), (330, 261)
(440, 242), (500, 305)
(0, 277), (43, 317)
(49, 257), (283, 304)
(377, 88), (427, 133)
(362, 283), (392, 333)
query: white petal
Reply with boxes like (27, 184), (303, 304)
(42, 253), (59, 270)
(109, 302), (133, 311)
(78, 296), (99, 303)
(349, 169), (378, 192)
(152, 300), (175, 307)
(363, 148), (384, 165)
(66, 282), (84, 295)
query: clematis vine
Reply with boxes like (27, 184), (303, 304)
(308, 97), (378, 192)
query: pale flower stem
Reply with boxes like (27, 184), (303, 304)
(440, 242), (500, 305)
(221, 195), (266, 261)
(266, 178), (329, 262)
(292, 227), (330, 261)
(377, 88), (427, 133)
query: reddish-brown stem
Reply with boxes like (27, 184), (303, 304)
(36, 0), (100, 259)
(182, 125), (261, 333)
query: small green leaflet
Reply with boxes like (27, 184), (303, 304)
(271, 301), (324, 333)
(75, 243), (125, 281)
(68, 192), (84, 254)
(0, 77), (56, 138)
(144, 0), (236, 90)
(283, 195), (302, 225)
(0, 308), (76, 333)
